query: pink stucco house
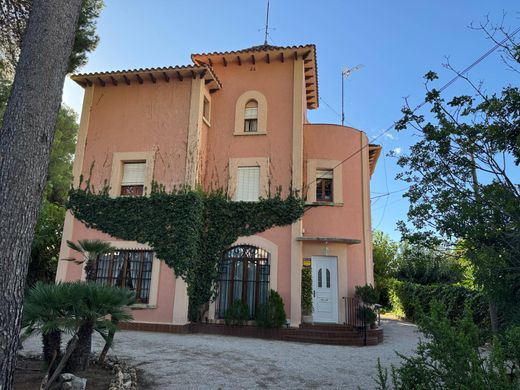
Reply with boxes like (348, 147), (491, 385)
(56, 43), (381, 328)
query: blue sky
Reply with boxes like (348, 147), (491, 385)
(62, 1), (520, 240)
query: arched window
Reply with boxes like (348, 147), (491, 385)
(234, 91), (267, 135)
(244, 100), (258, 132)
(217, 245), (270, 319)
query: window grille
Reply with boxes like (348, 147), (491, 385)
(95, 250), (153, 304)
(216, 245), (270, 319)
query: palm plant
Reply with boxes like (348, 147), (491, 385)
(23, 282), (135, 375)
(65, 282), (135, 372)
(66, 239), (115, 281)
(22, 282), (76, 374)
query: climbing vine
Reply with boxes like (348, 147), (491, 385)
(67, 182), (304, 321)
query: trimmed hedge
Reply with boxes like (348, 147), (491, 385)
(388, 278), (490, 337)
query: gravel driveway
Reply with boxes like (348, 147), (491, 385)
(21, 319), (419, 389)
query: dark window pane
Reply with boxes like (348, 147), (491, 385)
(121, 185), (144, 196)
(244, 119), (258, 132)
(316, 178), (333, 202)
(318, 268), (322, 288)
(326, 269), (331, 288)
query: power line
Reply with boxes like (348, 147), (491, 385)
(319, 97), (342, 118)
(303, 26), (520, 195)
(370, 187), (408, 200)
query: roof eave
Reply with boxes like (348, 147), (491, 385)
(70, 65), (222, 91)
(368, 144), (382, 177)
(191, 44), (319, 109)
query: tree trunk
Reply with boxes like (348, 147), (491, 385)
(489, 299), (500, 335)
(64, 322), (93, 373)
(98, 320), (117, 365)
(0, 1), (82, 388)
(42, 331), (62, 375)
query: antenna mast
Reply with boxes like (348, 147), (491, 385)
(341, 64), (364, 126)
(264, 0), (270, 45)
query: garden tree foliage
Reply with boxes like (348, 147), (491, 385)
(395, 34), (520, 331)
(372, 230), (398, 306)
(372, 230), (398, 287)
(26, 202), (66, 287)
(376, 302), (520, 389)
(0, 0), (104, 74)
(394, 241), (464, 285)
(67, 185), (305, 322)
(45, 107), (78, 205)
(0, 1), (83, 387)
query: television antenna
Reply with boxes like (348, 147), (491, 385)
(263, 0), (270, 45)
(341, 64), (364, 126)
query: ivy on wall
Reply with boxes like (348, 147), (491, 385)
(67, 183), (305, 321)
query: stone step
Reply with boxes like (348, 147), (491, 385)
(299, 323), (357, 332)
(282, 334), (379, 346)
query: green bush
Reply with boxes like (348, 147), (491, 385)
(355, 284), (380, 305)
(256, 290), (286, 328)
(504, 325), (520, 367)
(387, 278), (490, 338)
(376, 302), (519, 389)
(358, 306), (377, 326)
(393, 243), (464, 285)
(301, 267), (313, 316)
(224, 299), (249, 326)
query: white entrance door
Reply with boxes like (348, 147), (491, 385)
(311, 256), (339, 323)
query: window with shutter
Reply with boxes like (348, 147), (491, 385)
(244, 100), (258, 132)
(120, 162), (146, 196)
(236, 166), (260, 201)
(316, 169), (333, 201)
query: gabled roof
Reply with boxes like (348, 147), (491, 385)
(70, 64), (222, 91)
(191, 44), (319, 109)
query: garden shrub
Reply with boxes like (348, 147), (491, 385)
(355, 284), (380, 305)
(504, 325), (520, 368)
(256, 290), (286, 328)
(301, 267), (313, 316)
(376, 302), (519, 389)
(224, 299), (249, 326)
(358, 306), (377, 326)
(387, 278), (490, 338)
(393, 242), (465, 285)
(355, 284), (379, 327)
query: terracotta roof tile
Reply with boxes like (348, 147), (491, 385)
(70, 64), (222, 89)
(191, 44), (319, 109)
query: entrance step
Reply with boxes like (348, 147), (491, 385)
(299, 323), (356, 332)
(282, 333), (379, 346)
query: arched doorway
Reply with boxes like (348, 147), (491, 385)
(216, 245), (270, 319)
